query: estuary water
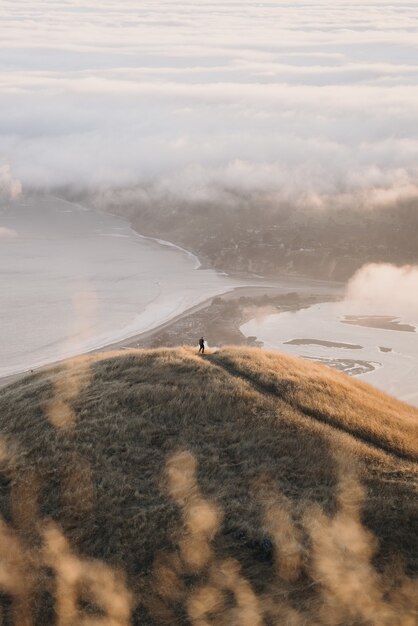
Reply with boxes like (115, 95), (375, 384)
(241, 302), (418, 407)
(0, 195), (236, 376)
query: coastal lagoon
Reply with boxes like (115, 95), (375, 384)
(0, 195), (236, 376)
(241, 303), (418, 407)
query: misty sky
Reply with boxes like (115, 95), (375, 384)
(1, 0), (418, 207)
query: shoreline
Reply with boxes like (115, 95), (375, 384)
(91, 283), (340, 350)
(0, 283), (340, 390)
(0, 194), (239, 382)
(0, 285), (237, 385)
(0, 194), (342, 388)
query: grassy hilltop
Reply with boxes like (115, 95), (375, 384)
(0, 347), (417, 625)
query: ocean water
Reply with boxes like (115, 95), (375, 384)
(241, 302), (418, 407)
(0, 195), (236, 376)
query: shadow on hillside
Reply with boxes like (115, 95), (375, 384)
(0, 349), (416, 625)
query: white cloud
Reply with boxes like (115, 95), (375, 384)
(1, 0), (418, 206)
(345, 264), (418, 319)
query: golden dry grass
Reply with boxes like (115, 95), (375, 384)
(208, 347), (418, 461)
(0, 346), (416, 625)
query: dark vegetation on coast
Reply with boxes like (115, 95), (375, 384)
(133, 292), (328, 350)
(0, 346), (417, 625)
(72, 189), (418, 281)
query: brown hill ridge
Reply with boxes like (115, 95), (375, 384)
(0, 347), (417, 625)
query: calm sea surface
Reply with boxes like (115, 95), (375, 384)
(0, 195), (235, 376)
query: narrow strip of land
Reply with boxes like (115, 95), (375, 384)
(0, 284), (339, 389)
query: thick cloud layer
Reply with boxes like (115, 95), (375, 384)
(1, 0), (418, 206)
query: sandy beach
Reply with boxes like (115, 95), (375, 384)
(0, 282), (340, 389)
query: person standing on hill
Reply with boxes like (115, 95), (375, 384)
(198, 337), (205, 354)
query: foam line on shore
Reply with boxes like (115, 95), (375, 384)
(131, 230), (202, 270)
(0, 286), (238, 379)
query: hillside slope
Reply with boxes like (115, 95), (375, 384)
(0, 347), (417, 625)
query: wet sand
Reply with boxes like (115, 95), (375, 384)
(342, 315), (416, 333)
(284, 339), (363, 350)
(304, 356), (380, 376)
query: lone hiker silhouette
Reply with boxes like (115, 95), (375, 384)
(198, 337), (205, 354)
